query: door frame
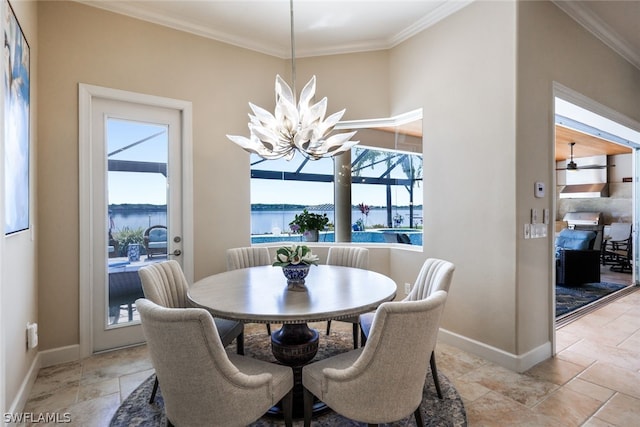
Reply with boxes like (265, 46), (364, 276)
(551, 82), (640, 351)
(78, 83), (193, 357)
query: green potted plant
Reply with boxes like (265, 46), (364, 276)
(273, 244), (319, 291)
(289, 209), (329, 242)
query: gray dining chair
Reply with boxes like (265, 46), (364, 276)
(325, 246), (369, 349)
(360, 257), (455, 399)
(226, 246), (273, 335)
(138, 260), (244, 403)
(137, 298), (294, 427)
(302, 291), (448, 426)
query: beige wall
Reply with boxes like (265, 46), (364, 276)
(2, 0), (38, 412)
(516, 1), (640, 354)
(389, 1), (519, 352)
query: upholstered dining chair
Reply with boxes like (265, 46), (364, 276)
(138, 260), (244, 403)
(302, 291), (448, 427)
(360, 257), (455, 399)
(226, 246), (273, 335)
(137, 299), (294, 427)
(325, 246), (369, 349)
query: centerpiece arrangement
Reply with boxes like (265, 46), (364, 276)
(289, 209), (330, 242)
(273, 244), (319, 291)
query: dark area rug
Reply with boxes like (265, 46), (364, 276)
(556, 282), (627, 317)
(111, 328), (467, 426)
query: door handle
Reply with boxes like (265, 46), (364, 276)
(170, 249), (182, 257)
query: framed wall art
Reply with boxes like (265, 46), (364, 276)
(3, 0), (30, 235)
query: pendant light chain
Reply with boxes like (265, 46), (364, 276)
(290, 0), (297, 104)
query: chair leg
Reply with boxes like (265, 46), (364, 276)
(326, 320), (332, 335)
(266, 323), (271, 336)
(236, 333), (245, 355)
(149, 376), (159, 404)
(430, 351), (443, 399)
(414, 404), (424, 426)
(352, 323), (359, 349)
(303, 387), (314, 427)
(281, 389), (293, 427)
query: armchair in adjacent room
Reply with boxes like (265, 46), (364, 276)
(555, 228), (601, 285)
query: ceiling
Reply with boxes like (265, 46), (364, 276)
(78, 1), (640, 67)
(555, 125), (632, 162)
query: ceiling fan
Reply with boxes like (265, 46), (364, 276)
(556, 142), (609, 171)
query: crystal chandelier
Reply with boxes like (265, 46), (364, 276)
(226, 0), (358, 161)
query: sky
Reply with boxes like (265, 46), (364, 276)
(107, 119), (168, 205)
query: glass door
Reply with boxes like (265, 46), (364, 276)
(91, 97), (183, 352)
(106, 118), (170, 325)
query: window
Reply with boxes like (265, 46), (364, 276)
(250, 110), (423, 245)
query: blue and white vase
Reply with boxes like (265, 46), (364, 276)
(282, 264), (310, 291)
(127, 243), (140, 262)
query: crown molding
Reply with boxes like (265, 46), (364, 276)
(75, 1), (472, 59)
(552, 0), (640, 71)
(75, 0), (287, 57)
(389, 0), (474, 48)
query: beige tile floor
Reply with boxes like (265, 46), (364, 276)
(21, 288), (640, 426)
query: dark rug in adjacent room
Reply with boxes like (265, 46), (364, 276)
(110, 329), (467, 426)
(556, 282), (627, 317)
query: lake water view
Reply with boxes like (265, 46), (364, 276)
(110, 207), (423, 235)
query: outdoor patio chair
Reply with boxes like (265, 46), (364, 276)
(602, 223), (632, 273)
(143, 225), (167, 259)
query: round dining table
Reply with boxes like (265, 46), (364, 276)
(187, 264), (397, 418)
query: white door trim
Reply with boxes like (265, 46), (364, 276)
(78, 83), (193, 358)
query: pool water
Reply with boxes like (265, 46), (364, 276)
(251, 230), (422, 246)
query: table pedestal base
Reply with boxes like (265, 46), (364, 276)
(269, 323), (329, 419)
(271, 323), (319, 365)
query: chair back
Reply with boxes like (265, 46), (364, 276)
(321, 291), (447, 422)
(326, 246), (369, 269)
(226, 247), (271, 271)
(138, 260), (189, 308)
(407, 258), (455, 301)
(137, 299), (280, 426)
(608, 223), (632, 241)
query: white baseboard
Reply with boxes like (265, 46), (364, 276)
(7, 353), (40, 419)
(38, 344), (81, 368)
(7, 345), (81, 420)
(439, 328), (552, 373)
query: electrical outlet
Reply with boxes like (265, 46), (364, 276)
(404, 283), (411, 294)
(524, 223), (531, 239)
